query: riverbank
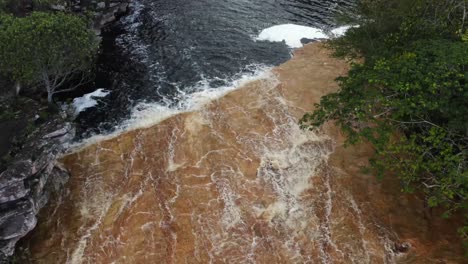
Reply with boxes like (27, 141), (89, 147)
(0, 1), (133, 260)
(16, 43), (464, 263)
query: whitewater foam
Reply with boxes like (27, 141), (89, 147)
(69, 64), (274, 151)
(256, 24), (356, 48)
(256, 24), (329, 48)
(70, 22), (353, 151)
(72, 89), (110, 115)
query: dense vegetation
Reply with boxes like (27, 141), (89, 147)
(0, 12), (98, 102)
(0, 1), (100, 170)
(0, 1), (98, 103)
(301, 0), (468, 244)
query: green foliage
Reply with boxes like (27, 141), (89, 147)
(303, 39), (468, 215)
(330, 0), (467, 60)
(305, 40), (468, 134)
(0, 12), (98, 102)
(302, 0), (468, 245)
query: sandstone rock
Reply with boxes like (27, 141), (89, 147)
(0, 181), (29, 203)
(394, 242), (411, 253)
(0, 200), (36, 241)
(0, 119), (74, 261)
(0, 160), (33, 189)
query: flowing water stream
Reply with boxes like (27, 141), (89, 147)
(17, 1), (465, 263)
(76, 0), (353, 135)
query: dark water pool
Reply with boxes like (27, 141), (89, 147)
(77, 0), (353, 136)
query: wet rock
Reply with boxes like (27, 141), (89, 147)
(0, 118), (74, 261)
(72, 5), (82, 12)
(0, 201), (36, 240)
(97, 2), (106, 10)
(300, 38), (317, 45)
(0, 181), (29, 203)
(393, 242), (411, 253)
(50, 4), (67, 11)
(0, 160), (33, 189)
(43, 123), (72, 139)
(94, 2), (129, 30)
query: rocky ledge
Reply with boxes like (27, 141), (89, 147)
(51, 0), (131, 35)
(0, 116), (75, 260)
(93, 1), (130, 34)
(0, 1), (133, 260)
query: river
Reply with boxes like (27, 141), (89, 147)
(75, 0), (353, 136)
(17, 1), (465, 263)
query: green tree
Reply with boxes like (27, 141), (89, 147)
(330, 0), (467, 60)
(301, 0), (468, 244)
(302, 39), (467, 208)
(0, 12), (98, 102)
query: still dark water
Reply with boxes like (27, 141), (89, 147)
(77, 0), (353, 136)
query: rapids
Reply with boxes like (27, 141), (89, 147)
(77, 0), (355, 135)
(18, 44), (464, 263)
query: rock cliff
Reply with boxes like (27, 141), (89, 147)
(0, 118), (74, 260)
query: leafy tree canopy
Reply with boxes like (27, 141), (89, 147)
(331, 0), (467, 59)
(301, 0), (468, 244)
(0, 11), (98, 102)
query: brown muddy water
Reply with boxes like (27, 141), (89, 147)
(18, 43), (464, 263)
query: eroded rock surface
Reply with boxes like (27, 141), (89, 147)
(19, 43), (464, 263)
(0, 119), (74, 260)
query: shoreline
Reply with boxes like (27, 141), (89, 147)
(64, 41), (330, 154)
(0, 2), (133, 260)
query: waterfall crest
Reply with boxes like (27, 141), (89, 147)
(20, 43), (464, 264)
